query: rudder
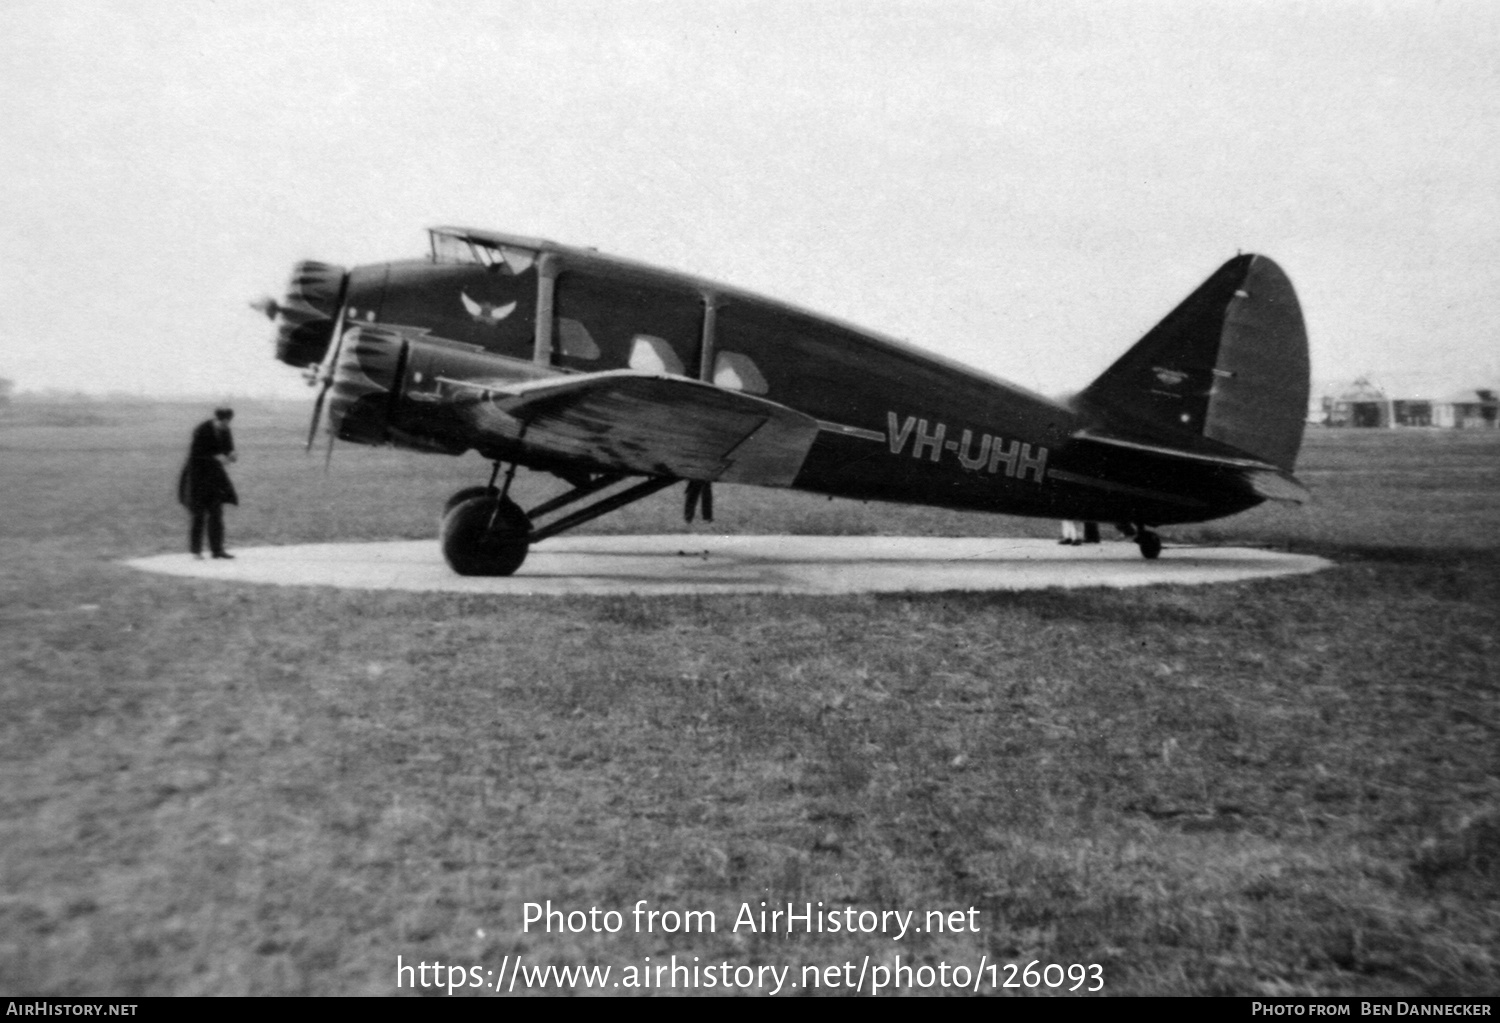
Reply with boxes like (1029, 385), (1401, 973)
(1077, 255), (1309, 472)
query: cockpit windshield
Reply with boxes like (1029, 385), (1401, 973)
(428, 231), (537, 276)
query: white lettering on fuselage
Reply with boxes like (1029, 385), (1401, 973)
(887, 412), (1047, 482)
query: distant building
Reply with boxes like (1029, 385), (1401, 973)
(1318, 375), (1499, 429)
(1442, 386), (1500, 429)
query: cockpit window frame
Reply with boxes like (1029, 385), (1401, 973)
(429, 230), (536, 275)
(430, 231), (479, 265)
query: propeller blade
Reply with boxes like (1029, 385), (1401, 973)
(305, 314), (350, 454)
(701, 482), (714, 523)
(305, 381), (329, 452)
(323, 425), (336, 474)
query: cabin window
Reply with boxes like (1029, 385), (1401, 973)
(712, 351), (768, 394)
(557, 318), (601, 361)
(629, 335), (686, 375)
(553, 271), (701, 375)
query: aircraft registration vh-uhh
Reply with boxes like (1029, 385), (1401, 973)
(262, 227), (1310, 576)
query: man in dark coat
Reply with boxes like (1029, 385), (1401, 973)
(178, 407), (239, 559)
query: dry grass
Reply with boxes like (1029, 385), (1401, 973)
(0, 400), (1497, 995)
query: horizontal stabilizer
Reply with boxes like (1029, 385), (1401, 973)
(1075, 429), (1309, 504)
(1243, 467), (1311, 504)
(484, 370), (820, 486)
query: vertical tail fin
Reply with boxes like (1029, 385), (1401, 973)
(1077, 255), (1309, 472)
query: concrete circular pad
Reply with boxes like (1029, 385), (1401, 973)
(125, 536), (1330, 595)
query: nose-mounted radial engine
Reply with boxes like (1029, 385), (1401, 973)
(256, 260), (350, 453)
(267, 260), (346, 370)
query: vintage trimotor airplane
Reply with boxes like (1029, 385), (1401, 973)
(262, 226), (1310, 575)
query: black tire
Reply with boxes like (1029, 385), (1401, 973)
(1137, 531), (1163, 560)
(442, 485), (498, 518)
(441, 495), (531, 576)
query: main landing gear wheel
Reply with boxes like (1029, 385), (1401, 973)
(1136, 530), (1163, 560)
(442, 485), (497, 518)
(441, 494), (532, 576)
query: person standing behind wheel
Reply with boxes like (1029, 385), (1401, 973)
(178, 406), (239, 559)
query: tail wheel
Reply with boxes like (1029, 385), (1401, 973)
(441, 495), (531, 576)
(1137, 530), (1163, 560)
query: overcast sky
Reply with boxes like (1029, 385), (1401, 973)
(3, 0), (1497, 399)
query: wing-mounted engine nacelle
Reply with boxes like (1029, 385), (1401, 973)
(272, 260), (348, 369)
(323, 324), (503, 455)
(325, 324), (406, 446)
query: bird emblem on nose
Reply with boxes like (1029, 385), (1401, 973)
(460, 291), (517, 323)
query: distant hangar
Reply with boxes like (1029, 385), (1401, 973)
(1313, 375), (1499, 429)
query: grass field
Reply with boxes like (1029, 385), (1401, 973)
(1, 398), (1496, 996)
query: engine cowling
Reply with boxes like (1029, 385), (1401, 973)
(326, 325), (404, 445)
(273, 260), (347, 369)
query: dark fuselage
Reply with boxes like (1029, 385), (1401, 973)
(315, 231), (1265, 528)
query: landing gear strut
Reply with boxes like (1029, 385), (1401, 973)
(439, 462), (677, 576)
(441, 459), (530, 576)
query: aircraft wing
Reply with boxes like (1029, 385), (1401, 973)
(1073, 429), (1310, 503)
(477, 370), (820, 486)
